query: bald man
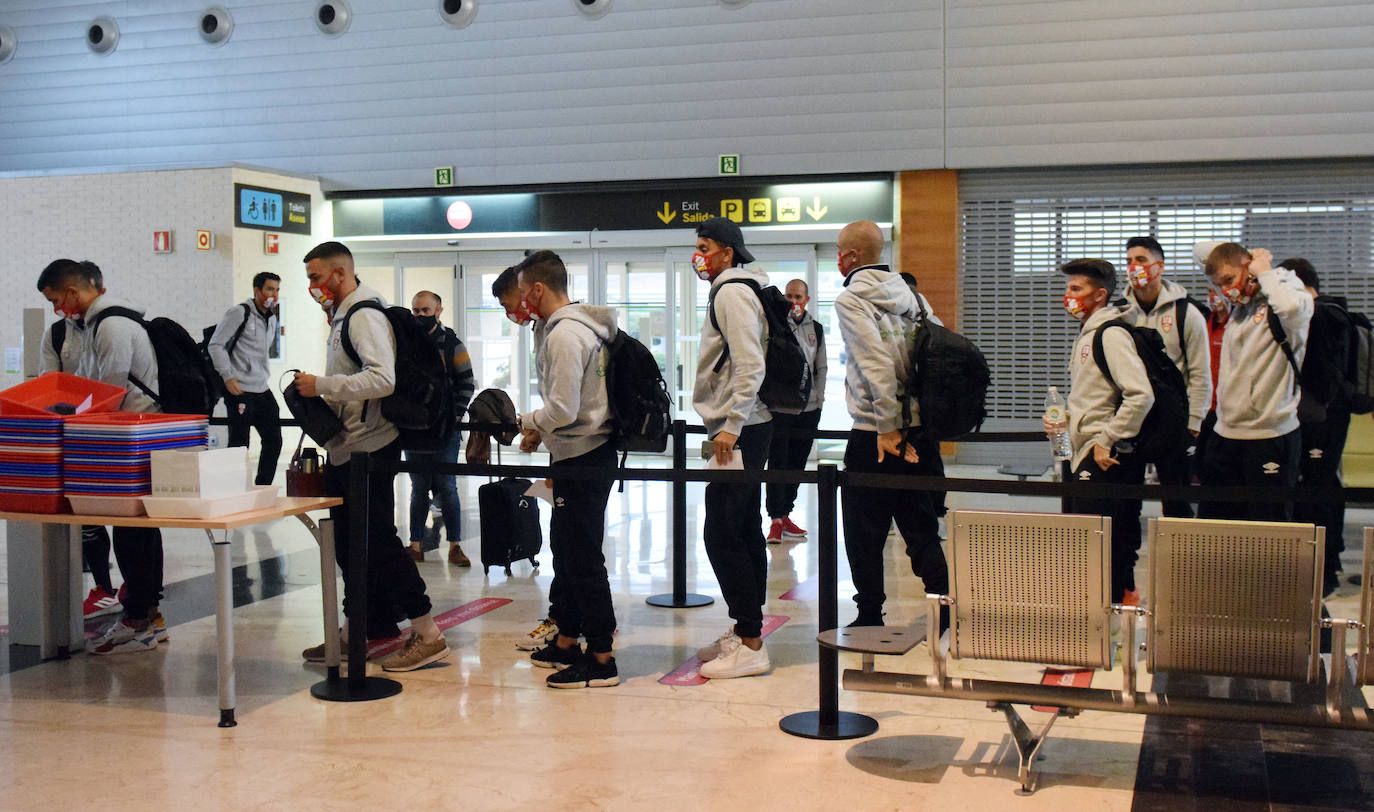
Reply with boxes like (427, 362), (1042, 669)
(406, 290), (476, 566)
(833, 221), (949, 632)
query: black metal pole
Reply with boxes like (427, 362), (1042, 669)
(311, 450), (402, 702)
(780, 462), (878, 739)
(646, 419), (712, 608)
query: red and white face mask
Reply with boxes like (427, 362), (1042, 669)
(1126, 260), (1162, 290)
(1063, 291), (1098, 320)
(691, 250), (721, 281)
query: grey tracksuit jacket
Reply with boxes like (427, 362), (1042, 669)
(315, 283), (399, 464)
(1123, 278), (1212, 433)
(521, 303), (617, 462)
(1214, 267), (1313, 440)
(694, 266), (773, 438)
(1067, 304), (1154, 468)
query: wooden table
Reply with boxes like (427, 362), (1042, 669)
(1, 497), (342, 727)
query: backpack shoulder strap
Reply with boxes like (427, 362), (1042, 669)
(225, 302), (252, 356)
(339, 299), (387, 368)
(1174, 298), (1190, 363)
(707, 277), (761, 373)
(89, 306), (144, 335)
(87, 307), (158, 404)
(1091, 320), (1132, 394)
(51, 320), (67, 368)
(1265, 305), (1301, 394)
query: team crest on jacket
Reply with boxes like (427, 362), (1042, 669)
(1160, 314), (1174, 332)
(806, 331), (817, 347)
(1080, 345), (1090, 364)
(1254, 305), (1268, 324)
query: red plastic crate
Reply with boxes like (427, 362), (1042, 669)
(0, 372), (126, 418)
(0, 492), (68, 514)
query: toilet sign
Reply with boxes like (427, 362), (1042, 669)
(153, 230), (172, 253)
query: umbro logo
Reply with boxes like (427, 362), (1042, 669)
(1309, 449), (1324, 459)
(1078, 470), (1092, 481)
(1262, 461), (1280, 474)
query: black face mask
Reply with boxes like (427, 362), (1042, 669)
(415, 314), (438, 332)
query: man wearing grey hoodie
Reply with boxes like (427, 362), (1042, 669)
(37, 259), (167, 654)
(691, 217), (774, 680)
(512, 250), (621, 689)
(833, 221), (949, 630)
(294, 241), (449, 673)
(1055, 258), (1154, 605)
(1198, 244), (1312, 522)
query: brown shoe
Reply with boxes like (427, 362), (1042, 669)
(448, 545), (471, 567)
(378, 631), (450, 672)
(408, 546), (424, 562)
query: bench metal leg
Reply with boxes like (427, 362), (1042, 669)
(206, 528), (236, 727)
(990, 701), (1066, 795)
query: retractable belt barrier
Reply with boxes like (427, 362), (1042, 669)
(331, 417), (1372, 721)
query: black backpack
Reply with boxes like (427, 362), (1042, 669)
(604, 329), (672, 453)
(89, 307), (218, 415)
(199, 303), (252, 403)
(340, 300), (453, 451)
(1092, 320), (1189, 463)
(709, 278), (811, 411)
(902, 293), (990, 440)
(51, 320), (68, 371)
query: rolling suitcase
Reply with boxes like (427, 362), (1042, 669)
(478, 477), (542, 575)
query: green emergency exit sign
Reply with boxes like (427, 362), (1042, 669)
(435, 167), (454, 187)
(718, 155), (740, 176)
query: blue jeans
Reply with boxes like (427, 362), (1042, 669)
(407, 431), (462, 542)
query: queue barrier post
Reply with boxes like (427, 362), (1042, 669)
(647, 419), (714, 609)
(311, 450), (403, 703)
(780, 462), (878, 740)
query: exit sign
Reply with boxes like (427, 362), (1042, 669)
(435, 167), (454, 187)
(718, 155), (740, 176)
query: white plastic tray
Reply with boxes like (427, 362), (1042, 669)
(142, 485), (278, 519)
(67, 494), (147, 516)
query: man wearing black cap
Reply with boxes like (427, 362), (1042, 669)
(691, 217), (775, 680)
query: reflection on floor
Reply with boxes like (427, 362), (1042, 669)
(0, 460), (1370, 810)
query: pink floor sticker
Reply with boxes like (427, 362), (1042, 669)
(779, 577), (818, 602)
(659, 614), (790, 686)
(366, 597), (513, 659)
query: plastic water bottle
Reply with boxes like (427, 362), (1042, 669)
(1043, 386), (1072, 461)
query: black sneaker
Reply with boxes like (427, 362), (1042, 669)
(546, 655), (619, 689)
(529, 642), (582, 670)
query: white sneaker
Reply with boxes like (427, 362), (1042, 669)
(699, 636), (770, 679)
(88, 619), (158, 655)
(517, 617), (559, 651)
(696, 627), (739, 662)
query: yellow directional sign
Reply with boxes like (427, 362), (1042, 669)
(721, 199), (744, 223)
(657, 202), (677, 224)
(748, 198), (771, 223)
(806, 196), (828, 221)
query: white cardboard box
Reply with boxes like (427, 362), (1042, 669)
(150, 446), (250, 499)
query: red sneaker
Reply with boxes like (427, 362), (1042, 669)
(766, 519), (783, 544)
(83, 586), (121, 619)
(778, 516), (808, 541)
(1122, 589), (1143, 607)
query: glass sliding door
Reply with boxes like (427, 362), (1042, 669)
(395, 252), (459, 330)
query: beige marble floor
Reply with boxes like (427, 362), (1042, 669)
(0, 462), (1368, 810)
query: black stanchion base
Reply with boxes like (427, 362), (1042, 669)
(779, 710), (879, 740)
(218, 709), (236, 728)
(310, 675), (403, 703)
(645, 593), (714, 608)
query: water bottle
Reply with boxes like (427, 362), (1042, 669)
(1043, 386), (1072, 461)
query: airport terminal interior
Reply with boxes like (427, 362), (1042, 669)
(3, 1), (1374, 809)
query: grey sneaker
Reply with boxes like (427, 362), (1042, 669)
(378, 631), (450, 672)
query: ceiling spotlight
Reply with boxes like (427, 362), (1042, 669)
(87, 16), (120, 55)
(315, 1), (353, 37)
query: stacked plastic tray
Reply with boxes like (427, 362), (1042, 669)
(0, 372), (128, 514)
(0, 417), (66, 512)
(63, 413), (209, 515)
